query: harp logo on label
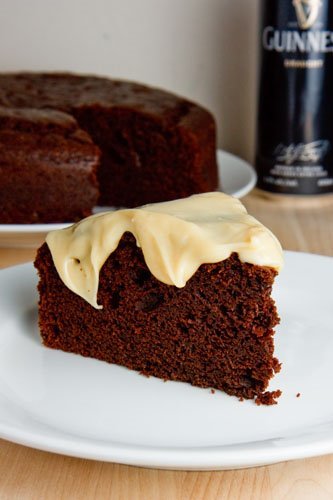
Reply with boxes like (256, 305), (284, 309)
(292, 0), (322, 29)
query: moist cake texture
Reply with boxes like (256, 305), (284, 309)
(0, 72), (218, 208)
(0, 106), (99, 223)
(35, 192), (283, 403)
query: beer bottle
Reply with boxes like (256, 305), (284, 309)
(256, 0), (333, 197)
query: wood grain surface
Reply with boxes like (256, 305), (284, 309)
(0, 190), (332, 500)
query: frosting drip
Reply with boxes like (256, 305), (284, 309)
(46, 192), (284, 308)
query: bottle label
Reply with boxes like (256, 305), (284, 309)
(256, 0), (333, 194)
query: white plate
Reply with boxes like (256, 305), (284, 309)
(0, 150), (256, 248)
(0, 251), (332, 470)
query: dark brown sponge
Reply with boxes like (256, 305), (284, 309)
(0, 72), (218, 208)
(0, 106), (100, 223)
(35, 233), (281, 402)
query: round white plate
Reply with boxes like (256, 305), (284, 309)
(0, 251), (332, 470)
(0, 150), (256, 248)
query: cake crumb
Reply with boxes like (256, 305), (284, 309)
(296, 392), (301, 398)
(255, 390), (282, 406)
(210, 389), (215, 394)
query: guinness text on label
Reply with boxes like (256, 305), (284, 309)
(263, 27), (333, 52)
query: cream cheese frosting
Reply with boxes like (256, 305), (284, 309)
(46, 192), (284, 309)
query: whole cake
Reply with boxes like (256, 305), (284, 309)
(0, 106), (100, 223)
(35, 192), (283, 404)
(0, 72), (218, 213)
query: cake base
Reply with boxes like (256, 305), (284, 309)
(35, 234), (281, 403)
(0, 73), (218, 208)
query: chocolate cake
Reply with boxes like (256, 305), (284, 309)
(0, 106), (99, 224)
(0, 72), (218, 210)
(35, 192), (283, 403)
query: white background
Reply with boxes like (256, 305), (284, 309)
(0, 0), (260, 162)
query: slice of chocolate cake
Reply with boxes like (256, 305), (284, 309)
(0, 72), (218, 208)
(34, 192), (283, 403)
(0, 107), (100, 223)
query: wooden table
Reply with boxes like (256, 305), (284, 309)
(0, 190), (333, 500)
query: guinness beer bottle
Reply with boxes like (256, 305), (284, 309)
(256, 0), (333, 196)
